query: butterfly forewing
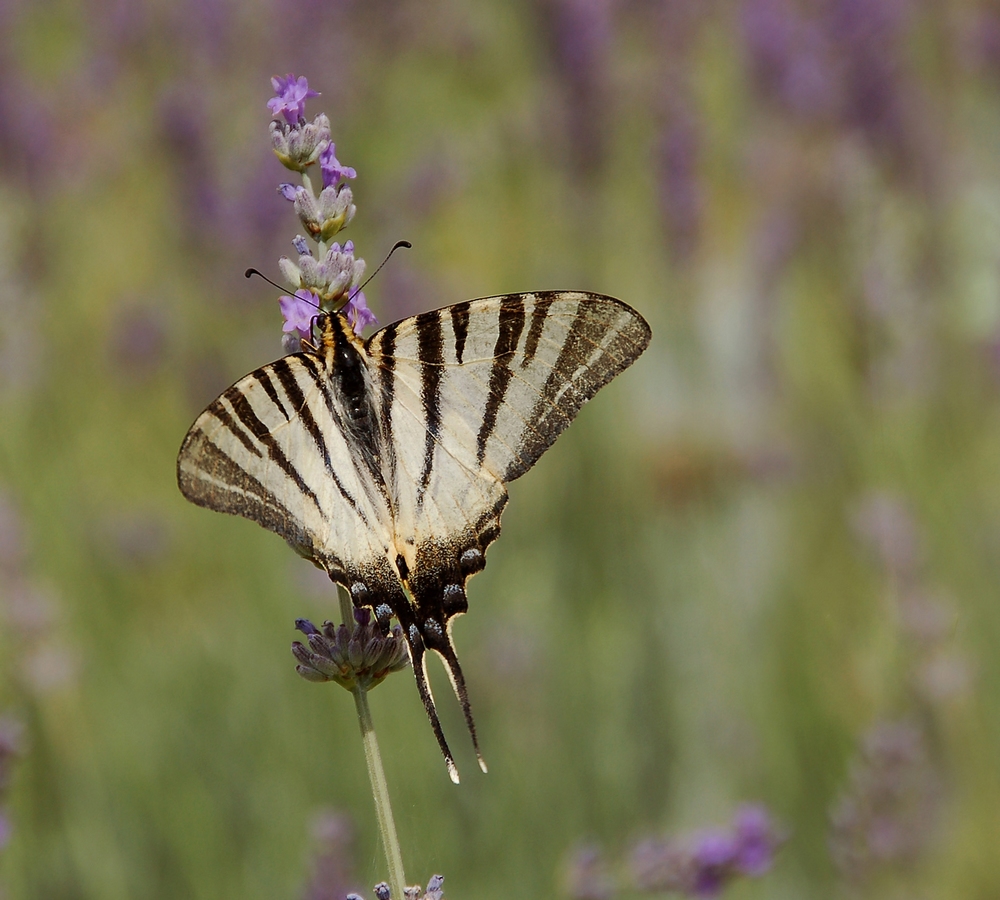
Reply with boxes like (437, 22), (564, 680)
(177, 353), (395, 583)
(372, 292), (651, 492)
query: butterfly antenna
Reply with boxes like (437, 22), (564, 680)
(348, 240), (412, 301)
(406, 626), (461, 784)
(244, 268), (321, 310)
(432, 636), (488, 774)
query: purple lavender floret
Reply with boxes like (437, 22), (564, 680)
(278, 182), (298, 201)
(267, 73), (319, 125)
(690, 831), (737, 897)
(344, 290), (378, 335)
(732, 804), (775, 875)
(279, 289), (319, 340)
(319, 142), (357, 189)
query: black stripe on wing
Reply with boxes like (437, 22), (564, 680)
(275, 355), (372, 528)
(251, 367), (291, 421)
(476, 296), (526, 465)
(223, 385), (325, 515)
(375, 322), (398, 495)
(520, 293), (554, 368)
(416, 310), (445, 501)
(210, 403), (263, 459)
(450, 301), (471, 364)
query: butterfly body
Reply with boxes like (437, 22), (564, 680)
(178, 291), (651, 780)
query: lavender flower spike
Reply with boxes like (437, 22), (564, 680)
(267, 74), (319, 124)
(320, 142), (357, 189)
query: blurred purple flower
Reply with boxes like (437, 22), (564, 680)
(301, 810), (362, 900)
(850, 491), (922, 582)
(630, 805), (782, 896)
(740, 0), (837, 119)
(741, 0), (917, 164)
(278, 182), (298, 201)
(343, 291), (377, 335)
(0, 717), (23, 792)
(159, 90), (220, 236)
(268, 74), (319, 125)
(279, 290), (319, 340)
(537, 0), (615, 176)
(564, 844), (615, 900)
(107, 301), (168, 380)
(690, 831), (737, 896)
(0, 491), (25, 577)
(829, 720), (941, 881)
(732, 805), (775, 875)
(319, 142), (356, 189)
(826, 0), (909, 148)
(658, 104), (703, 262)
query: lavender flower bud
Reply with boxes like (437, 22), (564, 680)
(316, 184), (356, 241)
(278, 255), (302, 289)
(292, 185), (322, 236)
(292, 616), (409, 692)
(374, 883), (391, 900)
(269, 117), (330, 172)
(295, 618), (320, 635)
(295, 242), (367, 307)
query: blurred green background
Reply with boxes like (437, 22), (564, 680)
(2, 0), (1000, 897)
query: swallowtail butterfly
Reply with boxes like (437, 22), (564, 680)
(177, 291), (650, 780)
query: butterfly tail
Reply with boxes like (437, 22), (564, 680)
(405, 625), (461, 784)
(431, 629), (488, 775)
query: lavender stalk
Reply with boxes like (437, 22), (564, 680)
(273, 73), (407, 895)
(353, 671), (407, 899)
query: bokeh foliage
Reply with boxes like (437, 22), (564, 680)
(2, 0), (1000, 897)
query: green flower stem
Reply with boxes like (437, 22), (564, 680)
(353, 683), (407, 899)
(338, 584), (354, 631)
(338, 584), (407, 898)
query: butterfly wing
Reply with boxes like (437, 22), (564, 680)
(177, 352), (399, 596)
(366, 291), (651, 774)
